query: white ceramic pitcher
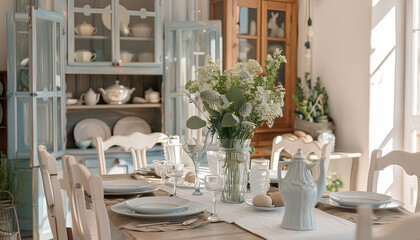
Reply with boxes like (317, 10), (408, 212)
(81, 88), (100, 106)
(278, 149), (326, 231)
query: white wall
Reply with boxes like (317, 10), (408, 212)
(298, 0), (372, 190)
(0, 0), (14, 71)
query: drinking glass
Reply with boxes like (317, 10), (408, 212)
(204, 175), (225, 222)
(167, 163), (184, 197)
(153, 160), (169, 185)
(182, 137), (207, 196)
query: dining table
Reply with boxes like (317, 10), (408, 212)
(100, 171), (410, 240)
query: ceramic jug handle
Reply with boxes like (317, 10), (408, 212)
(92, 27), (97, 35)
(91, 53), (96, 61)
(277, 161), (292, 183)
(96, 94), (100, 103)
(80, 93), (86, 103)
(74, 28), (79, 35)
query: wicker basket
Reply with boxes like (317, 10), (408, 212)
(294, 118), (335, 139)
(0, 191), (19, 240)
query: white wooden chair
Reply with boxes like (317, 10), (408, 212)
(95, 131), (168, 175)
(64, 157), (111, 240)
(270, 136), (332, 179)
(356, 205), (420, 240)
(37, 145), (68, 240)
(368, 150), (420, 212)
(61, 155), (80, 239)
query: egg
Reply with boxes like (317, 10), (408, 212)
(253, 194), (272, 207)
(282, 133), (298, 141)
(269, 192), (284, 207)
(184, 171), (195, 183)
(294, 130), (307, 138)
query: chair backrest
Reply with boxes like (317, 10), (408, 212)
(356, 205), (420, 240)
(95, 131), (168, 175)
(270, 136), (332, 180)
(367, 150), (420, 212)
(37, 145), (68, 240)
(65, 158), (111, 240)
(62, 155), (80, 239)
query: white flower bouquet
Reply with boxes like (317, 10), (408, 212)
(181, 48), (287, 148)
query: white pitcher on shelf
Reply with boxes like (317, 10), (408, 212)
(80, 88), (100, 106)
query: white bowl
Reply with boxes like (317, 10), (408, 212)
(131, 24), (152, 38)
(75, 140), (91, 149)
(66, 99), (78, 105)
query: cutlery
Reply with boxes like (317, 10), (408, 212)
(182, 217), (199, 226)
(136, 222), (170, 228)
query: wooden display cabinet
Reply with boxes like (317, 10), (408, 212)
(210, 0), (297, 157)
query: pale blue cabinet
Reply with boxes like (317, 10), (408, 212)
(164, 21), (222, 136)
(66, 0), (164, 75)
(7, 7), (66, 239)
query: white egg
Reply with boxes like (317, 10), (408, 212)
(269, 192), (284, 207)
(293, 130), (307, 138)
(184, 171), (195, 183)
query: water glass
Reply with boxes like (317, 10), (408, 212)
(153, 160), (169, 185)
(167, 163), (184, 197)
(249, 159), (270, 198)
(204, 175), (225, 222)
(164, 139), (183, 163)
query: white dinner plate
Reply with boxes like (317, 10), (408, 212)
(102, 180), (153, 193)
(74, 118), (111, 142)
(125, 196), (191, 214)
(113, 116), (151, 136)
(102, 4), (129, 31)
(318, 197), (404, 210)
(111, 201), (205, 219)
(330, 191), (392, 208)
(245, 198), (284, 211)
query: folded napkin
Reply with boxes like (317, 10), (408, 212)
(317, 202), (411, 225)
(107, 206), (210, 232)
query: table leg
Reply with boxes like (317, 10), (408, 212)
(350, 157), (359, 191)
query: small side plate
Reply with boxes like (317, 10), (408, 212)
(318, 197), (404, 210)
(245, 198), (283, 211)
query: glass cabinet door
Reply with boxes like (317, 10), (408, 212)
(235, 0), (260, 64)
(69, 0), (113, 66)
(262, 1), (290, 87)
(30, 7), (66, 166)
(117, 0), (159, 65)
(164, 21), (222, 136)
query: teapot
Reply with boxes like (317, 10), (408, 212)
(99, 81), (135, 104)
(145, 88), (160, 103)
(74, 21), (97, 36)
(80, 88), (100, 106)
(278, 149), (326, 231)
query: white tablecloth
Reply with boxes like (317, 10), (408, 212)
(159, 183), (356, 240)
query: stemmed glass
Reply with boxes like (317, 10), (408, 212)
(153, 160), (169, 185)
(204, 175), (225, 222)
(182, 137), (207, 196)
(167, 163), (184, 197)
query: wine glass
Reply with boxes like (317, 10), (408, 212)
(153, 160), (169, 185)
(167, 163), (184, 197)
(182, 137), (206, 196)
(204, 175), (225, 222)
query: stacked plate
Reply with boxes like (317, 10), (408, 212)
(321, 191), (404, 210)
(111, 196), (205, 218)
(102, 180), (158, 195)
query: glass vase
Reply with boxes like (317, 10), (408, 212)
(218, 139), (251, 204)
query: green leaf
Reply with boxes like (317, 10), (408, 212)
(186, 116), (206, 129)
(226, 87), (245, 110)
(221, 113), (239, 127)
(203, 102), (219, 117)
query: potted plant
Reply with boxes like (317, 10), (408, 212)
(292, 73), (335, 138)
(181, 49), (287, 203)
(0, 152), (24, 239)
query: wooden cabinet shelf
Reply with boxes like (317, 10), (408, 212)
(66, 103), (161, 110)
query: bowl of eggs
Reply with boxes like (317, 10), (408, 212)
(245, 192), (284, 211)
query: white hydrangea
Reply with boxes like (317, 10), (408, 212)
(239, 102), (252, 117)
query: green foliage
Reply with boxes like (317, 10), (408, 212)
(0, 152), (26, 200)
(326, 172), (343, 192)
(293, 73), (331, 122)
(186, 116), (207, 129)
